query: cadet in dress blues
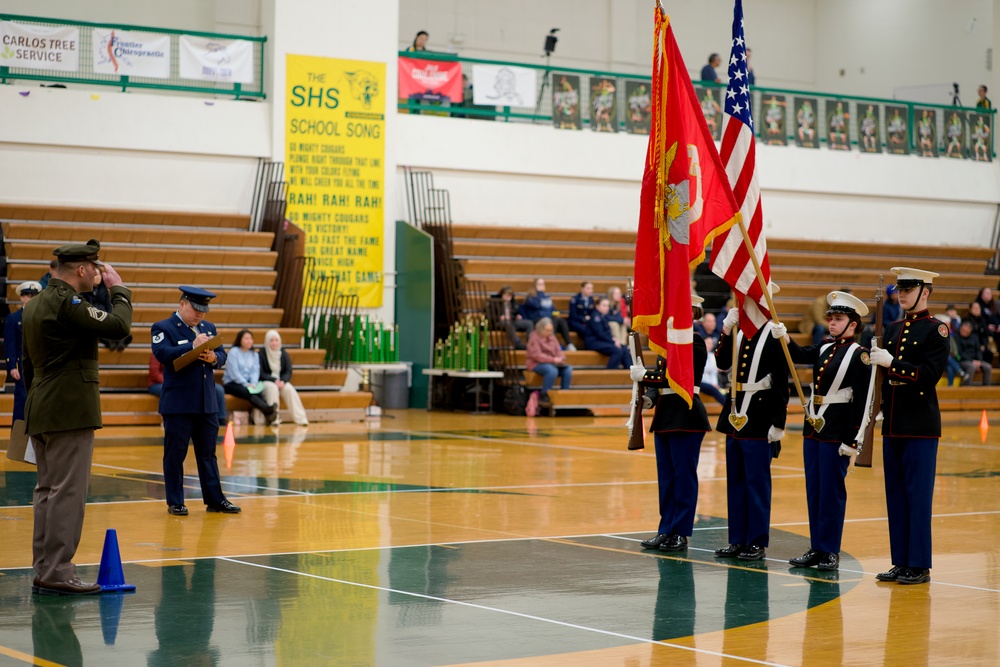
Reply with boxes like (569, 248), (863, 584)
(773, 291), (872, 571)
(4, 281), (41, 423)
(870, 267), (949, 585)
(152, 286), (240, 516)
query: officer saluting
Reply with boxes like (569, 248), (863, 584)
(23, 240), (132, 595)
(152, 286), (240, 516)
(869, 267), (949, 585)
(773, 291), (872, 571)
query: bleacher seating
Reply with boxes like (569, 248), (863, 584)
(0, 205), (372, 426)
(454, 224), (1000, 416)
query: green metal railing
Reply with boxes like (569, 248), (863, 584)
(399, 51), (996, 158)
(0, 14), (266, 99)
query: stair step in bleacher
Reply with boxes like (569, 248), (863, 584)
(7, 264), (277, 287)
(6, 243), (277, 269)
(1, 222), (273, 249)
(0, 205), (248, 229)
(130, 326), (303, 346)
(99, 346), (327, 366)
(131, 306), (283, 326)
(526, 368), (629, 387)
(99, 368), (347, 390)
(6, 286), (278, 307)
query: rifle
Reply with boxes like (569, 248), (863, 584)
(624, 279), (646, 450)
(626, 331), (647, 450)
(855, 275), (883, 468)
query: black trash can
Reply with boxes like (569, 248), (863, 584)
(372, 369), (409, 409)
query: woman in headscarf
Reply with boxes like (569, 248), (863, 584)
(259, 330), (309, 426)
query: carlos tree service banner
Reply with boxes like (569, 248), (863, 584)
(285, 54), (385, 308)
(92, 28), (170, 78)
(0, 21), (79, 71)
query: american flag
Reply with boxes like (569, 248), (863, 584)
(709, 0), (773, 336)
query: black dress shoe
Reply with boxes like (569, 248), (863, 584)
(789, 549), (823, 567)
(167, 504), (188, 516)
(206, 500), (241, 514)
(659, 535), (688, 552)
(737, 545), (766, 561)
(31, 577), (40, 594)
(876, 565), (905, 582)
(897, 568), (931, 585)
(817, 552), (840, 571)
(640, 534), (672, 549)
(715, 543), (744, 557)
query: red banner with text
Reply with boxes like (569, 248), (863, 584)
(398, 57), (462, 102)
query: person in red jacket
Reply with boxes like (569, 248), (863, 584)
(525, 317), (572, 402)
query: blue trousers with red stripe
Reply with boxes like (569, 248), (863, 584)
(653, 431), (705, 536)
(802, 437), (851, 553)
(725, 436), (772, 547)
(883, 436), (938, 569)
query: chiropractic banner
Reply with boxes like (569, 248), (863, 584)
(0, 21), (79, 72)
(285, 54), (386, 308)
(179, 34), (254, 84)
(92, 28), (170, 78)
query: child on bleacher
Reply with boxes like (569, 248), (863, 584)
(568, 281), (595, 337)
(584, 297), (631, 369)
(606, 285), (631, 346)
(493, 286), (533, 349)
(519, 277), (575, 350)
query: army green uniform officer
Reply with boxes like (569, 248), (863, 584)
(22, 240), (132, 596)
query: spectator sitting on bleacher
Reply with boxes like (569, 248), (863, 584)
(82, 270), (132, 352)
(606, 285), (631, 346)
(584, 297), (631, 369)
(39, 259), (57, 290)
(493, 286), (532, 349)
(936, 314), (968, 386)
(149, 353), (227, 424)
(519, 277), (575, 350)
(877, 285), (903, 324)
(694, 312), (718, 345)
(957, 319), (992, 385)
(967, 301), (995, 365)
(525, 317), (572, 402)
(223, 329), (280, 425)
(568, 281), (595, 336)
(259, 330), (309, 427)
(799, 293), (830, 346)
(700, 335), (726, 404)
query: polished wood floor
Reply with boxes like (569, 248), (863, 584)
(1, 410), (999, 666)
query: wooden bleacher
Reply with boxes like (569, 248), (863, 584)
(0, 205), (372, 426)
(454, 224), (1000, 416)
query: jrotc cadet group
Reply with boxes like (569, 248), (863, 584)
(10, 240), (947, 594)
(634, 267), (947, 586)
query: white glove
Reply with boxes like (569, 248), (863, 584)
(767, 426), (784, 443)
(629, 364), (646, 383)
(723, 307), (740, 334)
(840, 444), (859, 475)
(875, 410), (883, 422)
(771, 322), (787, 339)
(641, 395), (653, 410)
(869, 344), (893, 368)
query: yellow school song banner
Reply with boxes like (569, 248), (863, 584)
(285, 54), (385, 307)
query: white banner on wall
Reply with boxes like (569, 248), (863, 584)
(0, 21), (80, 72)
(179, 35), (254, 84)
(92, 29), (170, 78)
(472, 64), (537, 108)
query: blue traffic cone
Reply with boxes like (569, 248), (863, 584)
(97, 528), (136, 593)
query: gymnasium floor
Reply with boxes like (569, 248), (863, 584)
(1, 410), (998, 666)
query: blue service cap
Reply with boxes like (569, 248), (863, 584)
(178, 285), (216, 313)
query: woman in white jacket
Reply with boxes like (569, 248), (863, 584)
(258, 329), (309, 426)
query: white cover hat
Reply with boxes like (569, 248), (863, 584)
(691, 294), (705, 306)
(891, 266), (939, 286)
(826, 290), (869, 317)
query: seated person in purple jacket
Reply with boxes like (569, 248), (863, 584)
(583, 297), (631, 369)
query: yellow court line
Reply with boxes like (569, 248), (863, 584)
(0, 644), (66, 667)
(542, 538), (861, 584)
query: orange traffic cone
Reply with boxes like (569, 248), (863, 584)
(223, 421), (236, 469)
(980, 410), (989, 444)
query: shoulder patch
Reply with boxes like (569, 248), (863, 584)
(71, 296), (82, 304)
(152, 332), (165, 344)
(860, 351), (871, 366)
(938, 323), (949, 338)
(87, 306), (108, 322)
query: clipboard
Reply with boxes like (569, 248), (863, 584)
(6, 419), (36, 465)
(173, 335), (222, 371)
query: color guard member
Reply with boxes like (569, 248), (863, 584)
(772, 291), (872, 570)
(870, 267), (949, 585)
(5, 281), (42, 423)
(152, 286), (240, 516)
(632, 295), (712, 552)
(714, 297), (790, 561)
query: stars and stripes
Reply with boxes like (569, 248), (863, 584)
(709, 0), (774, 337)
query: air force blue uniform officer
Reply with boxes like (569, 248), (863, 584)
(152, 286), (240, 516)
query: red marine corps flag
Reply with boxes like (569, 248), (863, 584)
(631, 4), (741, 407)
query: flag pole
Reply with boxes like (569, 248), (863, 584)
(733, 216), (809, 409)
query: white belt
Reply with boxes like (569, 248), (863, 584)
(734, 376), (772, 393)
(659, 387), (700, 395)
(813, 388), (853, 405)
